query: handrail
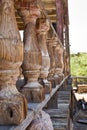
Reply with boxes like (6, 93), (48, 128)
(72, 76), (87, 79)
(71, 76), (87, 88)
(13, 76), (69, 130)
(0, 76), (69, 130)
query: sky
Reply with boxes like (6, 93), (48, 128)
(68, 0), (87, 53)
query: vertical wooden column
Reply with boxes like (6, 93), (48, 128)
(18, 4), (45, 102)
(47, 38), (56, 88)
(0, 0), (27, 124)
(63, 0), (70, 76)
(64, 28), (70, 76)
(64, 49), (69, 76)
(65, 28), (70, 75)
(56, 0), (64, 44)
(53, 37), (64, 83)
(36, 18), (52, 93)
(55, 43), (64, 82)
(52, 37), (59, 85)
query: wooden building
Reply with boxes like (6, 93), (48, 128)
(0, 0), (71, 129)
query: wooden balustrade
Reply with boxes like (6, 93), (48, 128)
(0, 0), (70, 128)
(72, 76), (87, 93)
(0, 76), (69, 130)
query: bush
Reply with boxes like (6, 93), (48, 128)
(70, 52), (87, 82)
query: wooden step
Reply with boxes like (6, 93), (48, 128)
(45, 88), (71, 130)
(45, 106), (70, 130)
(53, 119), (68, 130)
(53, 125), (67, 130)
(45, 109), (68, 118)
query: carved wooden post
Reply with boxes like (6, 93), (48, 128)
(55, 43), (64, 82)
(18, 5), (45, 102)
(64, 49), (70, 76)
(47, 38), (56, 88)
(0, 0), (27, 124)
(36, 18), (52, 93)
(52, 37), (60, 85)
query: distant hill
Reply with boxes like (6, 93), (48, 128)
(70, 52), (87, 76)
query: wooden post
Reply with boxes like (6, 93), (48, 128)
(63, 0), (70, 76)
(52, 37), (64, 84)
(0, 0), (27, 124)
(55, 43), (64, 82)
(47, 38), (56, 88)
(36, 18), (52, 94)
(55, 0), (64, 44)
(64, 28), (70, 75)
(17, 4), (45, 103)
(52, 39), (59, 85)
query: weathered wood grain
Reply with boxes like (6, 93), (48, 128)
(17, 5), (45, 103)
(0, 0), (27, 125)
(36, 18), (52, 94)
(0, 76), (69, 130)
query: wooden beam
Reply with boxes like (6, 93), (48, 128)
(42, 1), (56, 9)
(47, 9), (56, 15)
(55, 0), (64, 44)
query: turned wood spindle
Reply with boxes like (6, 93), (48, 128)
(55, 43), (64, 82)
(52, 37), (60, 85)
(36, 18), (52, 93)
(52, 37), (64, 83)
(0, 0), (27, 125)
(47, 38), (56, 88)
(18, 5), (45, 102)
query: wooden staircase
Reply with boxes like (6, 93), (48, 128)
(44, 80), (72, 130)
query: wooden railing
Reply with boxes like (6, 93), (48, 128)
(72, 76), (87, 93)
(0, 76), (69, 130)
(0, 0), (70, 129)
(72, 76), (87, 86)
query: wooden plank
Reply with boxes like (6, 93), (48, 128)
(72, 76), (87, 79)
(52, 121), (67, 126)
(55, 0), (64, 43)
(58, 103), (69, 109)
(77, 84), (87, 93)
(54, 126), (66, 130)
(52, 120), (67, 130)
(44, 109), (68, 118)
(58, 100), (70, 103)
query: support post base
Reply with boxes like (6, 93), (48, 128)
(0, 93), (27, 125)
(20, 82), (45, 103)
